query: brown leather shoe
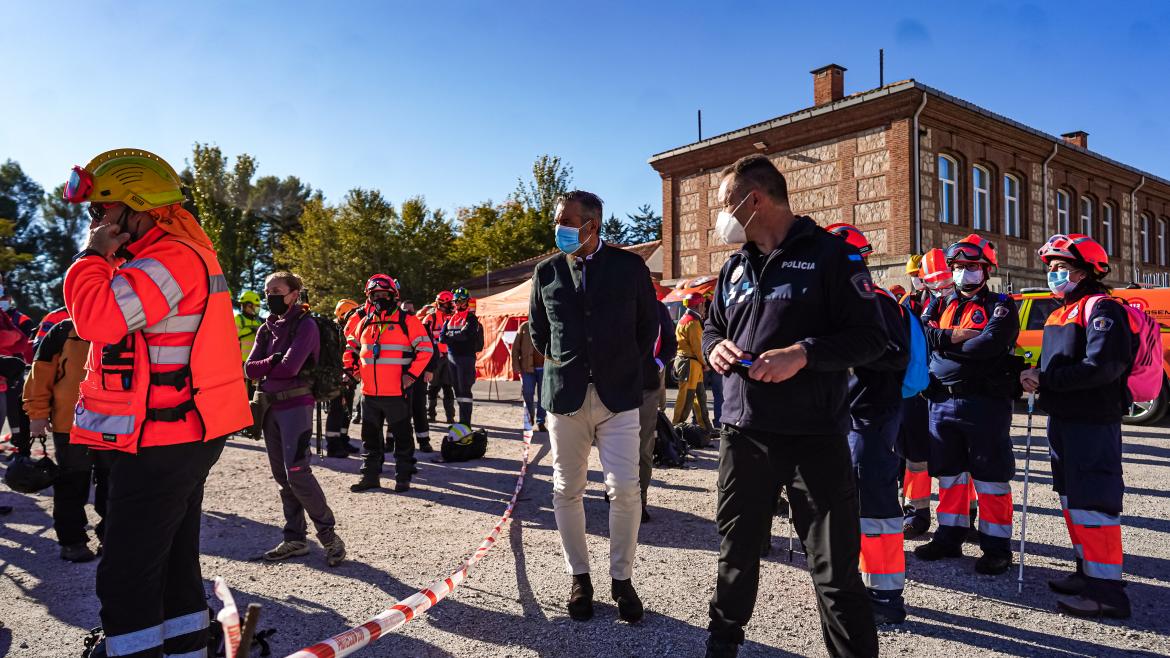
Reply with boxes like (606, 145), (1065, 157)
(611, 578), (644, 623)
(568, 574), (594, 621)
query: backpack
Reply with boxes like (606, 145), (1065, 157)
(441, 424), (488, 462)
(293, 312), (346, 401)
(1084, 295), (1165, 402)
(654, 411), (689, 467)
(675, 422), (711, 450)
(900, 301), (930, 398)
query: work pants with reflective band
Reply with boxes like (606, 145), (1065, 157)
(849, 406), (905, 604)
(96, 437), (225, 658)
(1048, 416), (1125, 601)
(407, 376), (430, 447)
(360, 395), (416, 483)
(928, 394), (1015, 555)
(427, 357), (456, 423)
(898, 394), (932, 512)
(448, 353), (477, 425)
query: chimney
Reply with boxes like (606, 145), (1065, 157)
(811, 64), (847, 106)
(1061, 131), (1089, 149)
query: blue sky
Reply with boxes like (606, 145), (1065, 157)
(2, 2), (1168, 225)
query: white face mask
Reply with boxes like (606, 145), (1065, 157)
(715, 194), (757, 245)
(910, 277), (924, 292)
(955, 267), (985, 292)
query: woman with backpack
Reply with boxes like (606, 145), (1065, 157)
(245, 271), (346, 567)
(1020, 234), (1132, 619)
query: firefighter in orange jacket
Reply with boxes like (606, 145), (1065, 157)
(425, 290), (457, 423)
(61, 148), (252, 658)
(345, 274), (433, 493)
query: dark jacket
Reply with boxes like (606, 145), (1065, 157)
(849, 291), (911, 415)
(701, 216), (887, 436)
(645, 300), (678, 390)
(924, 286), (1020, 392)
(1038, 287), (1133, 422)
(530, 243), (658, 414)
(441, 309), (482, 357)
(245, 304), (319, 410)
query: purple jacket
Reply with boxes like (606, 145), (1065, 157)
(245, 304), (319, 409)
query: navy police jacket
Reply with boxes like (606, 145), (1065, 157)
(701, 216), (887, 436)
(1038, 287), (1133, 422)
(924, 286), (1020, 388)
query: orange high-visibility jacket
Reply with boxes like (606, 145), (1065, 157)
(343, 304), (433, 397)
(63, 227), (251, 453)
(423, 309), (450, 355)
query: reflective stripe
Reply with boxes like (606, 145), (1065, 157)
(1074, 543), (1085, 558)
(416, 345), (434, 353)
(411, 335), (430, 347)
(973, 480), (1011, 495)
(149, 345), (192, 365)
(860, 518), (903, 535)
(360, 357), (413, 366)
(163, 610), (208, 639)
(165, 649), (208, 658)
(1084, 560), (1123, 580)
(106, 623), (163, 656)
(456, 397), (474, 403)
(938, 473), (969, 488)
(1060, 495), (1070, 511)
(145, 314), (202, 334)
(1070, 509), (1121, 527)
(937, 512), (970, 528)
(907, 460), (928, 473)
(979, 520), (1013, 538)
(209, 274), (229, 294)
(111, 275), (147, 333)
(861, 571), (905, 591)
(415, 431), (429, 439)
(123, 258), (183, 310)
(75, 406), (135, 436)
(369, 343), (412, 352)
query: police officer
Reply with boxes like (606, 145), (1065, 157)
(1021, 234), (1132, 618)
(828, 223), (911, 625)
(703, 154), (885, 658)
(915, 234), (1019, 575)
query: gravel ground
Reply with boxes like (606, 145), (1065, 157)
(2, 381), (1170, 657)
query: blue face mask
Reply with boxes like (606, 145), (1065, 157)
(554, 220), (592, 255)
(1047, 270), (1077, 297)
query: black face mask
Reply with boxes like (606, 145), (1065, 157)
(373, 298), (395, 313)
(266, 294), (290, 316)
(113, 207), (137, 261)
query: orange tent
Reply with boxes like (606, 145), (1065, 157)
(474, 279), (532, 380)
(661, 275), (717, 303)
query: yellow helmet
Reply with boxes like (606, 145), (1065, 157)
(64, 148), (185, 211)
(905, 254), (923, 276)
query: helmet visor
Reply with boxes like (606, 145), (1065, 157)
(945, 242), (985, 263)
(64, 166), (93, 203)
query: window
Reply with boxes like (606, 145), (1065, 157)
(973, 165), (990, 230)
(1003, 174), (1021, 237)
(1079, 196), (1094, 238)
(939, 155), (958, 224)
(1102, 203), (1115, 255)
(1141, 213), (1151, 263)
(1026, 299), (1061, 331)
(1056, 190), (1070, 234)
(1160, 219), (1167, 266)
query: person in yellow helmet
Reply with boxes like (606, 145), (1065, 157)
(236, 290), (263, 362)
(672, 293), (712, 430)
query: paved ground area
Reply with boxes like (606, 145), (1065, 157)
(2, 381), (1169, 657)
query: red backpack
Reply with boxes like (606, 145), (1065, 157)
(1083, 295), (1165, 402)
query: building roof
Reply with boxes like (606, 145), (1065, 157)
(648, 79), (1170, 189)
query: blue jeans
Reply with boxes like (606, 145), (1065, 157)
(704, 370), (724, 426)
(521, 369), (545, 427)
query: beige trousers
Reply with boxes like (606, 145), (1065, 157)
(548, 384), (642, 580)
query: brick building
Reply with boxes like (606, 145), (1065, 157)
(648, 64), (1170, 291)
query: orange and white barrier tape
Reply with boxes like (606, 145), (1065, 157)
(214, 576), (243, 658)
(285, 429), (534, 658)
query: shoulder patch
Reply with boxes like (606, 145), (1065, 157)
(993, 305), (1010, 319)
(850, 272), (876, 299)
(1091, 316), (1115, 332)
(730, 264), (744, 283)
(972, 309), (986, 324)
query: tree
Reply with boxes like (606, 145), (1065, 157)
(451, 199), (550, 280)
(188, 143), (261, 294)
(625, 203), (662, 244)
(0, 160), (46, 312)
(601, 213), (630, 244)
(512, 154), (572, 248)
(389, 196), (463, 303)
(251, 175), (315, 276)
(27, 185), (88, 310)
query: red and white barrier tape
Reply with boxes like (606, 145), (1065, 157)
(281, 428), (535, 658)
(214, 577), (243, 658)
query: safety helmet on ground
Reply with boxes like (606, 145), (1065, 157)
(63, 148), (185, 211)
(365, 274), (399, 297)
(945, 233), (998, 268)
(452, 287), (470, 302)
(3, 453), (58, 494)
(921, 248), (953, 290)
(238, 290), (262, 306)
(1037, 234), (1111, 276)
(435, 290), (454, 304)
(334, 298), (359, 320)
(905, 254), (923, 276)
(825, 223), (872, 257)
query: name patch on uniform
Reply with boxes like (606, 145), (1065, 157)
(850, 273), (876, 299)
(730, 264), (744, 283)
(1092, 316), (1114, 332)
(782, 260), (816, 270)
(993, 305), (1009, 319)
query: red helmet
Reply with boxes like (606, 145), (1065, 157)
(1037, 233), (1110, 275)
(921, 248), (953, 290)
(435, 290), (454, 304)
(945, 233), (998, 268)
(365, 273), (399, 297)
(825, 223), (872, 257)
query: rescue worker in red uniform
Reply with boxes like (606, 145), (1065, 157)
(344, 274), (433, 493)
(62, 148), (252, 658)
(442, 287), (482, 426)
(915, 234), (1019, 575)
(399, 298), (436, 453)
(828, 223), (911, 625)
(1021, 234), (1133, 618)
(426, 290), (457, 424)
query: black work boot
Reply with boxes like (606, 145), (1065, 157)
(974, 551), (1012, 575)
(611, 578), (644, 623)
(913, 539), (962, 561)
(1048, 559), (1088, 595)
(350, 477), (381, 492)
(568, 573), (594, 621)
(705, 635), (740, 658)
(965, 510), (980, 543)
(902, 507), (931, 539)
(418, 440), (434, 453)
(1056, 591), (1131, 619)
